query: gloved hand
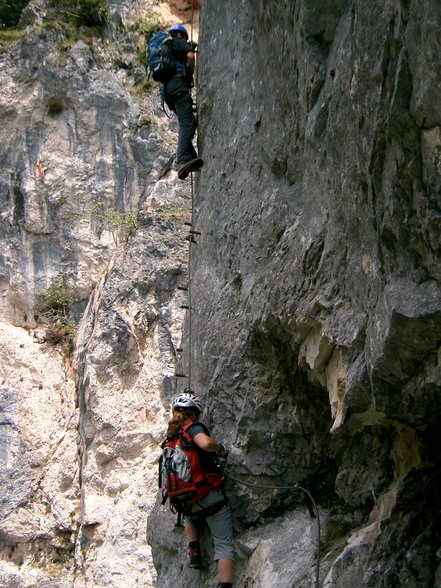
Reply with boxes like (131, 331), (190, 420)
(217, 443), (229, 458)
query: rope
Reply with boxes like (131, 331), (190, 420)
(187, 172), (195, 388)
(190, 0), (195, 45)
(175, 0), (197, 389)
(186, 0), (197, 390)
(223, 469), (321, 588)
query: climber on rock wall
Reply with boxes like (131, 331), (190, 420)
(165, 391), (234, 588)
(163, 24), (203, 180)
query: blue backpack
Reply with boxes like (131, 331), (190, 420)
(147, 30), (183, 83)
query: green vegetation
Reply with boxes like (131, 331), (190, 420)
(38, 276), (78, 355)
(0, 0), (108, 52)
(0, 0), (28, 51)
(0, 27), (26, 51)
(129, 80), (152, 100)
(47, 0), (108, 28)
(153, 208), (188, 218)
(39, 275), (75, 311)
(0, 0), (108, 30)
(0, 0), (29, 29)
(267, 223), (286, 243)
(92, 202), (138, 245)
(129, 10), (162, 37)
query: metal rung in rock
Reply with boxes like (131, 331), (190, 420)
(180, 305), (191, 309)
(175, 373), (188, 378)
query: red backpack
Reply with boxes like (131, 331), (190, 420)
(159, 423), (224, 515)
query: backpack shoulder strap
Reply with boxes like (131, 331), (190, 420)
(180, 422), (210, 448)
(160, 431), (179, 448)
(178, 424), (195, 446)
(183, 422), (210, 435)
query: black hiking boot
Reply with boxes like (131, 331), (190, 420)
(177, 157), (204, 180)
(188, 545), (204, 569)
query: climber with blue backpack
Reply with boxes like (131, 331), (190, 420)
(160, 391), (234, 588)
(147, 24), (203, 180)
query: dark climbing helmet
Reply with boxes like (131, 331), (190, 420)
(168, 24), (189, 39)
(172, 391), (202, 414)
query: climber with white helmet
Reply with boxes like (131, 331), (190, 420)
(165, 390), (234, 588)
(172, 390), (203, 413)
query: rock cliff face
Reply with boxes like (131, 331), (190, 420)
(0, 0), (440, 587)
(0, 1), (194, 586)
(151, 0), (441, 587)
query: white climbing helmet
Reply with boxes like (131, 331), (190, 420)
(172, 391), (202, 414)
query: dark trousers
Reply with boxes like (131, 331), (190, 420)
(164, 77), (197, 163)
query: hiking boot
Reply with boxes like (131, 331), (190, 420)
(188, 546), (204, 569)
(177, 157), (204, 180)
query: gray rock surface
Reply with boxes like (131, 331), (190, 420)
(0, 0), (440, 587)
(0, 1), (188, 586)
(0, 9), (174, 325)
(0, 321), (78, 587)
(151, 0), (441, 586)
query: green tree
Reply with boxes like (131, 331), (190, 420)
(92, 202), (138, 245)
(39, 275), (75, 316)
(38, 276), (78, 355)
(0, 0), (29, 29)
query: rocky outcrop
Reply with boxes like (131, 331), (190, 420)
(72, 177), (193, 587)
(0, 321), (78, 586)
(1, 0), (441, 587)
(150, 0), (441, 586)
(0, 6), (174, 325)
(0, 1), (193, 586)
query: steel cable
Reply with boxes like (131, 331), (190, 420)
(223, 469), (321, 588)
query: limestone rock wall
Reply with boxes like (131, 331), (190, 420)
(0, 321), (78, 587)
(0, 3), (177, 325)
(1, 0), (441, 587)
(150, 1), (441, 587)
(72, 175), (193, 587)
(0, 0), (194, 586)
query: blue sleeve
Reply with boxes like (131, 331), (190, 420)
(187, 423), (206, 440)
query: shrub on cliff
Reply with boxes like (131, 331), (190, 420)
(92, 202), (138, 245)
(0, 0), (29, 29)
(48, 0), (108, 28)
(37, 276), (78, 355)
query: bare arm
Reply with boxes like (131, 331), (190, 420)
(187, 51), (195, 76)
(193, 431), (222, 453)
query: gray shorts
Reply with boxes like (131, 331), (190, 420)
(186, 488), (235, 561)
